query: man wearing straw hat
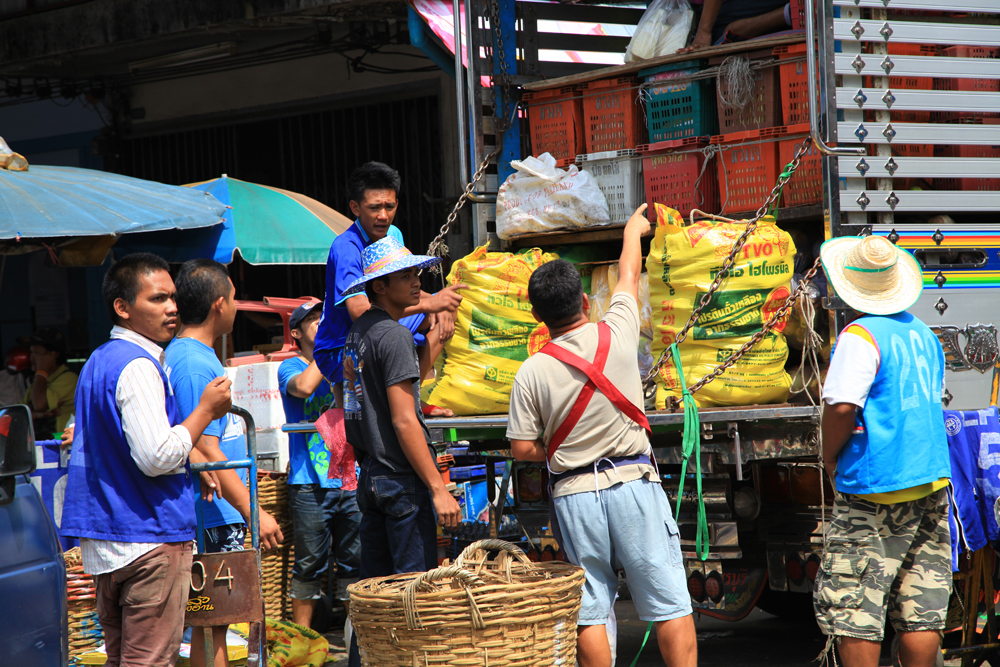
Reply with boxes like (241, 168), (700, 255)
(815, 235), (952, 667)
(338, 236), (462, 667)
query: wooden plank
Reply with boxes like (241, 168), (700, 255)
(523, 1), (646, 25)
(536, 33), (631, 52)
(523, 33), (806, 91)
(507, 224), (626, 248)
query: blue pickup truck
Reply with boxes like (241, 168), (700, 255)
(0, 404), (68, 665)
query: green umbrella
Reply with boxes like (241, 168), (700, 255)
(116, 175), (353, 264)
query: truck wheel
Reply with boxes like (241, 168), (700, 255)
(754, 587), (815, 621)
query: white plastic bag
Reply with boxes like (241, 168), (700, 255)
(624, 0), (694, 63)
(496, 153), (611, 239)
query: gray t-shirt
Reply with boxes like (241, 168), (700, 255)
(343, 308), (431, 474)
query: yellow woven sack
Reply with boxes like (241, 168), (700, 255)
(588, 264), (653, 338)
(425, 246), (557, 415)
(647, 204), (795, 407)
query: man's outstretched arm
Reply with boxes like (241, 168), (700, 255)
(613, 204), (653, 302)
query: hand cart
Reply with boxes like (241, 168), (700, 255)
(187, 405), (267, 666)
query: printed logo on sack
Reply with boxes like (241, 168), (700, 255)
(483, 365), (518, 384)
(527, 324), (551, 357)
(945, 414), (963, 437)
(468, 307), (533, 361)
(760, 286), (791, 333)
(692, 288), (768, 340)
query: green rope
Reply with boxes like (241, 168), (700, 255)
(628, 621), (655, 667)
(766, 159), (799, 218)
(670, 343), (709, 561)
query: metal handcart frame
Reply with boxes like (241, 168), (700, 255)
(189, 406), (268, 667)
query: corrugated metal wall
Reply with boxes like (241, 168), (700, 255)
(116, 93), (444, 351)
(117, 94), (443, 255)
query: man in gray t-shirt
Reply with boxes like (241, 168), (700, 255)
(343, 308), (431, 474)
(341, 237), (462, 667)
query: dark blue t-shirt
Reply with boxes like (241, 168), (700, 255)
(164, 337), (247, 529)
(313, 221), (424, 358)
(278, 356), (339, 487)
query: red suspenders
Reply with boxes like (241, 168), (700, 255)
(538, 322), (652, 462)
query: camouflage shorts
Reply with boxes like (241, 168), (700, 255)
(813, 488), (952, 641)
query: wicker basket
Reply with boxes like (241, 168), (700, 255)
(64, 547), (105, 662)
(243, 471), (296, 620)
(348, 539), (585, 667)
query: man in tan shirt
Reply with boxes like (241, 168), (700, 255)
(508, 204), (696, 667)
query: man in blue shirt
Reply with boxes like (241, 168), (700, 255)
(279, 300), (360, 631)
(312, 162), (465, 408)
(816, 236), (951, 667)
(165, 258), (284, 667)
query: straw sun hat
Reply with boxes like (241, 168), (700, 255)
(819, 235), (923, 315)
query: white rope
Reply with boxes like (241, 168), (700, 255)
(716, 55), (757, 112)
(693, 144), (730, 215)
(789, 292), (824, 407)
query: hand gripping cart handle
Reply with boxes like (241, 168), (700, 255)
(187, 405), (267, 666)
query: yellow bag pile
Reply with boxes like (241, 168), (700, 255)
(647, 204), (796, 408)
(425, 246), (557, 415)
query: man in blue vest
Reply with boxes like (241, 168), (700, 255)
(61, 253), (233, 667)
(312, 162), (465, 408)
(816, 235), (952, 667)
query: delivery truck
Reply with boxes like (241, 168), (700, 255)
(417, 0), (1000, 624)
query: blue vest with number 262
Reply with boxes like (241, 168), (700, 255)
(835, 312), (951, 495)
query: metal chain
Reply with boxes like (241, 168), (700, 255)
(643, 136), (815, 389)
(426, 0), (513, 280)
(685, 256), (823, 397)
(426, 147), (500, 262)
(485, 0), (513, 136)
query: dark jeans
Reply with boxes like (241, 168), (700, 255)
(349, 459), (438, 667)
(357, 459), (437, 577)
(288, 484), (361, 600)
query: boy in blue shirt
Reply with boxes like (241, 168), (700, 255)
(311, 162), (465, 408)
(279, 300), (360, 630)
(166, 258), (283, 667)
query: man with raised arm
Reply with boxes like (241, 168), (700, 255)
(508, 205), (697, 667)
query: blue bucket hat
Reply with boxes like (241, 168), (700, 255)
(337, 236), (441, 304)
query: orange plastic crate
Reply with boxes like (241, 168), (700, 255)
(777, 124), (822, 207)
(935, 119), (1000, 191)
(863, 43), (938, 123)
(933, 46), (1000, 122)
(638, 137), (719, 220)
(789, 0), (805, 29)
(711, 128), (782, 214)
(711, 49), (782, 133)
(775, 44), (809, 126)
(523, 86), (585, 166)
(936, 46), (1000, 92)
(581, 77), (645, 153)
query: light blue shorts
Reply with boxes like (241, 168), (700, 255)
(553, 476), (692, 624)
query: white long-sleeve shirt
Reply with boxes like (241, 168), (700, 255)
(80, 326), (195, 575)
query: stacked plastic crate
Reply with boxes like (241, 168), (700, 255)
(636, 60), (719, 219)
(706, 48), (819, 213)
(933, 46), (1000, 193)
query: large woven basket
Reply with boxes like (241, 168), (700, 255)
(64, 547), (104, 662)
(243, 470), (295, 620)
(348, 539), (585, 667)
